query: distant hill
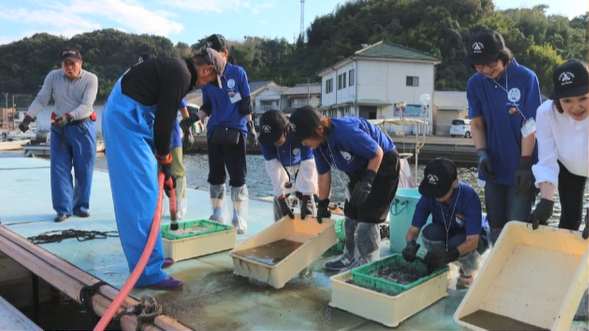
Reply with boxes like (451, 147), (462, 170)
(0, 0), (586, 105)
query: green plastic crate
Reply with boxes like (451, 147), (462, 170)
(329, 219), (346, 253)
(161, 220), (232, 240)
(350, 254), (449, 296)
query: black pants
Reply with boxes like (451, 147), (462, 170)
(558, 161), (587, 230)
(344, 150), (400, 224)
(207, 131), (247, 187)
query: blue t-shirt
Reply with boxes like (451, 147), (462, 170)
(467, 58), (541, 185)
(411, 182), (483, 236)
(170, 98), (187, 149)
(314, 117), (396, 175)
(202, 62), (251, 139)
(260, 142), (314, 166)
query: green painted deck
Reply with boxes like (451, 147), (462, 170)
(0, 157), (586, 330)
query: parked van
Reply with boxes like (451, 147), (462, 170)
(450, 118), (471, 138)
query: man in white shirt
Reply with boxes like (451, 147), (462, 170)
(530, 60), (588, 230)
(19, 48), (98, 223)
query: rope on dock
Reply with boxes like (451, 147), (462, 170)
(27, 229), (119, 244)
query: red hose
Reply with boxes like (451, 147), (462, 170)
(94, 172), (166, 331)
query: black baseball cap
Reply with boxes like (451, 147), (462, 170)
(138, 53), (156, 63)
(286, 105), (322, 144)
(258, 110), (289, 144)
(462, 30), (505, 66)
(60, 48), (82, 62)
(549, 60), (589, 100)
(205, 34), (228, 52)
(419, 158), (458, 198)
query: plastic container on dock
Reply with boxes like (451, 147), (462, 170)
(229, 215), (337, 289)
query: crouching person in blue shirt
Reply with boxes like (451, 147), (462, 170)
(288, 106), (400, 271)
(258, 110), (318, 221)
(402, 158), (490, 290)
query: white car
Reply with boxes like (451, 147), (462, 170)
(450, 118), (472, 138)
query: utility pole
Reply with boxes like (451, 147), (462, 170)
(4, 93), (7, 109)
(300, 0), (305, 41)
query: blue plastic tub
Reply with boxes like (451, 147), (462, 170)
(389, 188), (432, 254)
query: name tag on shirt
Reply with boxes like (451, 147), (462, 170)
(521, 118), (536, 137)
(229, 91), (242, 104)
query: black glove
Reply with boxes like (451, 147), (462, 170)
(277, 196), (294, 219)
(19, 115), (33, 132)
(156, 154), (176, 198)
(424, 248), (459, 270)
(514, 157), (533, 194)
(350, 170), (376, 206)
(529, 198), (554, 230)
(52, 113), (73, 128)
(300, 195), (312, 220)
(317, 198), (331, 224)
(402, 240), (420, 262)
(247, 121), (258, 146)
(582, 208), (588, 240)
(180, 112), (199, 133)
(477, 149), (498, 180)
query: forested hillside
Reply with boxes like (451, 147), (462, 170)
(0, 0), (586, 104)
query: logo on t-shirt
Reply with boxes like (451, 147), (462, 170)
(340, 151), (352, 161)
(227, 79), (236, 89)
(508, 88), (521, 103)
(293, 148), (300, 156)
(559, 71), (574, 86)
(472, 42), (484, 54)
(455, 214), (465, 227)
(262, 125), (271, 133)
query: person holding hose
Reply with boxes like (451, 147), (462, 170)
(288, 106), (400, 271)
(102, 48), (225, 290)
(181, 34), (257, 234)
(258, 109), (318, 221)
(530, 60), (588, 231)
(19, 48), (98, 223)
(463, 30), (542, 244)
(138, 53), (190, 219)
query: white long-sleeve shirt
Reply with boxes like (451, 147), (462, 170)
(532, 100), (589, 187)
(26, 69), (98, 121)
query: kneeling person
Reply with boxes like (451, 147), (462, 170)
(258, 110), (318, 221)
(403, 158), (489, 289)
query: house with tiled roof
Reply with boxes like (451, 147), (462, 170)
(318, 41), (441, 134)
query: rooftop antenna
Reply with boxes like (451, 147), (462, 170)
(300, 0), (305, 41)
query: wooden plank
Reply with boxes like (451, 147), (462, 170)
(0, 226), (190, 330)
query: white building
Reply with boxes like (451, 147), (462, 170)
(318, 41), (440, 134)
(433, 91), (469, 135)
(281, 83), (321, 113)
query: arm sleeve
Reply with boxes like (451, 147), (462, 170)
(300, 146), (314, 161)
(467, 78), (483, 119)
(410, 196), (431, 229)
(154, 70), (191, 156)
(179, 98), (187, 109)
(69, 73), (98, 120)
(238, 69), (252, 115)
(463, 193), (483, 236)
(265, 159), (289, 197)
(523, 74), (542, 120)
(27, 72), (54, 118)
(296, 158), (318, 196)
(313, 148), (330, 175)
(532, 102), (559, 187)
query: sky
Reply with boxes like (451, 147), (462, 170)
(0, 0), (587, 46)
